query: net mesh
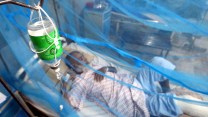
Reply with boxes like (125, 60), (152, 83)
(0, 0), (208, 116)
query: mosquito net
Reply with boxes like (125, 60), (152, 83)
(0, 0), (208, 116)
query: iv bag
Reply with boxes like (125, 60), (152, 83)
(28, 10), (63, 67)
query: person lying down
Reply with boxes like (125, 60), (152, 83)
(63, 50), (207, 117)
(64, 51), (150, 117)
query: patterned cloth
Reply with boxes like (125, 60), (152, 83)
(67, 57), (149, 117)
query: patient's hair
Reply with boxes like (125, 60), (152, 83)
(66, 51), (84, 74)
(66, 51), (80, 63)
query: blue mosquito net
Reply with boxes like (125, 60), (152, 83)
(0, 0), (208, 116)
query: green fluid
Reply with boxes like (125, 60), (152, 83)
(29, 29), (63, 60)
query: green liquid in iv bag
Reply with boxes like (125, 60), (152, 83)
(28, 18), (63, 66)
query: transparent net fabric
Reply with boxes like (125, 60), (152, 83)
(0, 0), (208, 116)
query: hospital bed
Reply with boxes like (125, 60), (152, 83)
(46, 40), (208, 117)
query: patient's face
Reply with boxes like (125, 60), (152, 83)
(71, 52), (89, 66)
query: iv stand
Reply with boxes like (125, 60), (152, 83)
(0, 0), (44, 10)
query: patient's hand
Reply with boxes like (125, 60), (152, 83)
(94, 66), (117, 82)
(94, 67), (107, 82)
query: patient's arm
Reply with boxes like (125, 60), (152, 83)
(94, 66), (117, 82)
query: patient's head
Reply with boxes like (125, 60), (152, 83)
(66, 51), (89, 74)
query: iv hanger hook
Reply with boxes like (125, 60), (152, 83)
(0, 0), (44, 10)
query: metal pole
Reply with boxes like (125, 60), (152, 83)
(0, 77), (34, 116)
(52, 0), (61, 29)
(0, 0), (44, 10)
